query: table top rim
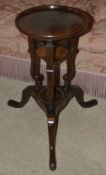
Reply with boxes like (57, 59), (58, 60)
(15, 5), (94, 40)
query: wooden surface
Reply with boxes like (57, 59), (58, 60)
(15, 5), (93, 40)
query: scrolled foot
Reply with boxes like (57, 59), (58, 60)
(8, 100), (24, 108)
(72, 85), (98, 108)
(80, 99), (98, 108)
(7, 85), (35, 108)
(77, 98), (98, 108)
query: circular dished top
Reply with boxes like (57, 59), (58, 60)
(15, 5), (93, 40)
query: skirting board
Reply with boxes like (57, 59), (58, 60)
(0, 54), (106, 99)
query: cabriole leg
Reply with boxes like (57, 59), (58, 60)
(48, 115), (58, 170)
(8, 86), (35, 108)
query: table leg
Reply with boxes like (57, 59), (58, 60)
(71, 85), (98, 107)
(8, 38), (44, 108)
(63, 37), (98, 107)
(8, 86), (35, 108)
(28, 38), (44, 91)
(48, 115), (58, 170)
(63, 37), (79, 91)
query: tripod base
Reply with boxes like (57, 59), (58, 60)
(8, 85), (98, 170)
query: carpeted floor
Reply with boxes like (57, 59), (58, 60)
(0, 76), (106, 175)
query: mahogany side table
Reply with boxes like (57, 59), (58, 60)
(8, 5), (98, 170)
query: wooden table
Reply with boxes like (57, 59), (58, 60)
(8, 5), (98, 170)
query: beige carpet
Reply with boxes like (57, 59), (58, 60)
(0, 76), (106, 175)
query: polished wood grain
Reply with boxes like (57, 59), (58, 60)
(15, 5), (94, 40)
(8, 5), (97, 171)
